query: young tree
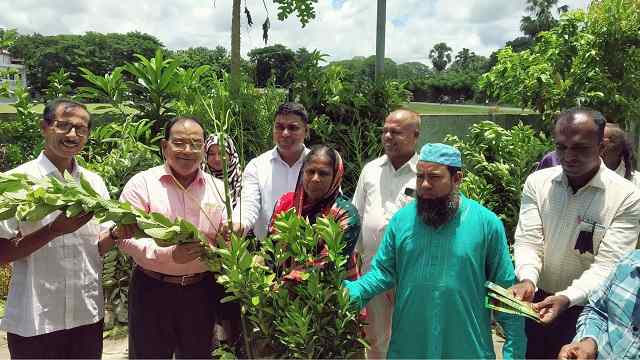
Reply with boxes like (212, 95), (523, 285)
(428, 42), (452, 72)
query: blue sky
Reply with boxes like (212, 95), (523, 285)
(0, 0), (591, 65)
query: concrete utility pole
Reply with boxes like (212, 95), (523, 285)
(375, 0), (386, 83)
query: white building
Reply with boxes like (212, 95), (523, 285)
(0, 49), (27, 91)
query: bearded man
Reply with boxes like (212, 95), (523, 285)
(344, 143), (526, 359)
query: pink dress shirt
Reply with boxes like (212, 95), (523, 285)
(118, 165), (226, 275)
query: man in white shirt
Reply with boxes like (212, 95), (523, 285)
(351, 109), (420, 358)
(0, 99), (134, 359)
(231, 102), (310, 240)
(511, 108), (640, 359)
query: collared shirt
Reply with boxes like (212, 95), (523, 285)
(352, 154), (417, 270)
(232, 146), (309, 240)
(574, 250), (640, 359)
(118, 165), (226, 275)
(0, 152), (109, 337)
(345, 196), (526, 359)
(514, 162), (640, 306)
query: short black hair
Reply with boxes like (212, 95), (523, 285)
(275, 102), (309, 124)
(163, 116), (207, 140)
(554, 107), (606, 143)
(43, 98), (90, 127)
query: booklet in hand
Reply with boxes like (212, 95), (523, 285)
(484, 281), (542, 323)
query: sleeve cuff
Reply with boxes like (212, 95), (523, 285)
(556, 288), (586, 307)
(517, 267), (539, 287)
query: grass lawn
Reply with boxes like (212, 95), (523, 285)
(405, 102), (534, 115)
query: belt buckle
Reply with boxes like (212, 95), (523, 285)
(180, 275), (189, 286)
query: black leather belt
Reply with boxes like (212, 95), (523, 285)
(139, 267), (208, 286)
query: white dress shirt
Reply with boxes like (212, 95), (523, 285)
(0, 153), (109, 337)
(514, 161), (640, 306)
(352, 154), (418, 270)
(232, 146), (309, 240)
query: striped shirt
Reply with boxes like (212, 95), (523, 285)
(574, 250), (640, 358)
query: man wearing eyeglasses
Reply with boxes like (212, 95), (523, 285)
(229, 102), (310, 240)
(116, 116), (226, 358)
(0, 98), (135, 359)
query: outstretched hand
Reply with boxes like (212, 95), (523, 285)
(533, 294), (570, 325)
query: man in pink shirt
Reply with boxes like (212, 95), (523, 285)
(117, 116), (226, 358)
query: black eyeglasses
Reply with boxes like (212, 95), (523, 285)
(53, 121), (90, 137)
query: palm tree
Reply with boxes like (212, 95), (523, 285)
(520, 0), (564, 38)
(230, 0), (241, 96)
(428, 42), (452, 72)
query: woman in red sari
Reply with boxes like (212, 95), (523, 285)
(269, 144), (361, 279)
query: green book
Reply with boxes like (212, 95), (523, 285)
(485, 281), (542, 323)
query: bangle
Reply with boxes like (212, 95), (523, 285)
(109, 225), (119, 240)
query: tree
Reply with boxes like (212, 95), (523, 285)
(248, 44), (296, 87)
(450, 48), (488, 72)
(170, 46), (229, 76)
(9, 31), (163, 97)
(428, 42), (452, 72)
(227, 0), (318, 97)
(520, 0), (566, 38)
(481, 0), (640, 130)
(396, 62), (431, 81)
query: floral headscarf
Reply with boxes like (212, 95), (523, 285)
(204, 133), (242, 207)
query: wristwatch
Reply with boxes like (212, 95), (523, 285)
(109, 225), (119, 240)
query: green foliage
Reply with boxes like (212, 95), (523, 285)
(248, 44), (296, 87)
(170, 46), (230, 76)
(123, 49), (182, 130)
(0, 28), (18, 49)
(45, 68), (74, 100)
(0, 85), (42, 171)
(445, 121), (552, 243)
(217, 211), (366, 358)
(9, 31), (163, 98)
(482, 1), (640, 128)
(273, 0), (318, 26)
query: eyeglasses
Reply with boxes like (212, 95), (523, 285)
(169, 139), (204, 151)
(274, 123), (304, 133)
(53, 121), (90, 137)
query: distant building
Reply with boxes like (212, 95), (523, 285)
(0, 49), (27, 91)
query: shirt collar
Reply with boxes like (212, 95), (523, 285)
(36, 152), (80, 179)
(380, 153), (418, 173)
(270, 145), (309, 165)
(157, 163), (206, 186)
(552, 160), (608, 190)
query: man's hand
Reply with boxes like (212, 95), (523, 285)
(533, 294), (571, 325)
(557, 338), (597, 359)
(509, 279), (536, 302)
(172, 242), (204, 264)
(48, 212), (94, 237)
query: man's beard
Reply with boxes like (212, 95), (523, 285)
(416, 191), (460, 228)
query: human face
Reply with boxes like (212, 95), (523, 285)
(601, 124), (624, 168)
(41, 105), (91, 161)
(416, 161), (461, 200)
(273, 113), (307, 154)
(382, 114), (419, 162)
(161, 120), (205, 180)
(207, 144), (223, 172)
(554, 115), (603, 179)
(302, 155), (335, 204)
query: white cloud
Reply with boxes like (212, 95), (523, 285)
(0, 0), (591, 65)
